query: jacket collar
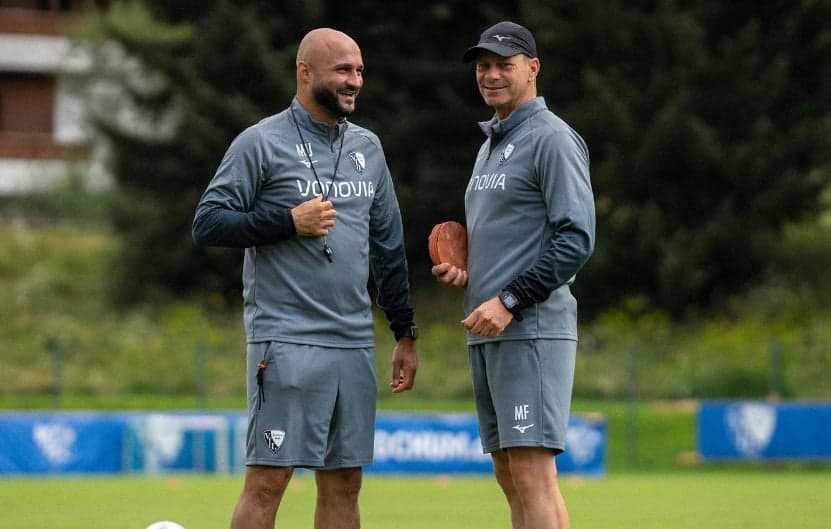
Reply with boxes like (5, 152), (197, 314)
(290, 97), (348, 141)
(478, 96), (547, 140)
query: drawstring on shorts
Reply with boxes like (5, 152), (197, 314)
(256, 360), (267, 410)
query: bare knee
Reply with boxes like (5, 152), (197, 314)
(231, 466), (294, 529)
(492, 451), (515, 492)
(243, 465), (293, 505)
(316, 467), (363, 501)
(506, 448), (558, 494)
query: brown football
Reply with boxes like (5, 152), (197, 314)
(428, 221), (467, 270)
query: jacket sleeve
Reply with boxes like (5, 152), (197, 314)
(367, 144), (415, 335)
(505, 128), (596, 309)
(192, 126), (295, 248)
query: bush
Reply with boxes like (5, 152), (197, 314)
(2, 223), (831, 404)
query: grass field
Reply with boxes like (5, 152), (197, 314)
(1, 470), (829, 529)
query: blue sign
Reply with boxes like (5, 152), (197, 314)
(698, 401), (831, 460)
(125, 413), (235, 473)
(371, 413), (606, 475)
(0, 412), (126, 474)
(371, 413), (491, 473)
(0, 411), (606, 476)
(560, 414), (607, 474)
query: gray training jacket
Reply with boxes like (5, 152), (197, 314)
(464, 97), (595, 344)
(193, 98), (413, 347)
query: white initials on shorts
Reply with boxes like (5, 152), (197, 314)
(512, 404), (535, 434)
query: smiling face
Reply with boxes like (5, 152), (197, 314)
(310, 55), (363, 120)
(296, 29), (364, 125)
(474, 51), (540, 119)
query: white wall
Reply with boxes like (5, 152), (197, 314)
(0, 32), (107, 195)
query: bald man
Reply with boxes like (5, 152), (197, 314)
(193, 28), (418, 529)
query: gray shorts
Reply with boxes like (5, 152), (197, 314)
(469, 339), (576, 454)
(245, 341), (377, 469)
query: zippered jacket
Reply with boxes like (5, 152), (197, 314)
(464, 97), (595, 344)
(193, 98), (414, 347)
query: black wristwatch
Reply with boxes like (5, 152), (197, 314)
(394, 325), (418, 341)
(498, 290), (524, 321)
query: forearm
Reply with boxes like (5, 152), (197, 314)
(371, 241), (415, 336)
(192, 206), (295, 248)
(504, 225), (594, 309)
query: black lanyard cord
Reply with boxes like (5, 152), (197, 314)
(290, 106), (346, 262)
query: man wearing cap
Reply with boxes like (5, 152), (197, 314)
(433, 21), (595, 529)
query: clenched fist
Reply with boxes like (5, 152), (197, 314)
(461, 297), (513, 338)
(291, 196), (337, 237)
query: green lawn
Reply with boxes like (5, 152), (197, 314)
(1, 471), (828, 529)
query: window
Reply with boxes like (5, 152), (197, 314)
(0, 72), (62, 158)
(0, 72), (54, 135)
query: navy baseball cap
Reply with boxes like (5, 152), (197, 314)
(462, 21), (538, 62)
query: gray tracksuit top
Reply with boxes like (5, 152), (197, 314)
(464, 97), (595, 344)
(193, 98), (413, 347)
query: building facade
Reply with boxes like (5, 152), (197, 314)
(0, 1), (108, 195)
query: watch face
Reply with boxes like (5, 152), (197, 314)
(501, 292), (518, 308)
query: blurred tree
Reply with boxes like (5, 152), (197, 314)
(532, 0), (831, 315)
(78, 0), (831, 317)
(79, 0), (319, 303)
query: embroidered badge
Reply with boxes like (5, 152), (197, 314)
(499, 144), (514, 165)
(263, 429), (285, 454)
(349, 152), (366, 174)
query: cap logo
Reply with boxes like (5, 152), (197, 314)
(492, 35), (512, 42)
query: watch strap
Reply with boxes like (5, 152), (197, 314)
(393, 324), (418, 341)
